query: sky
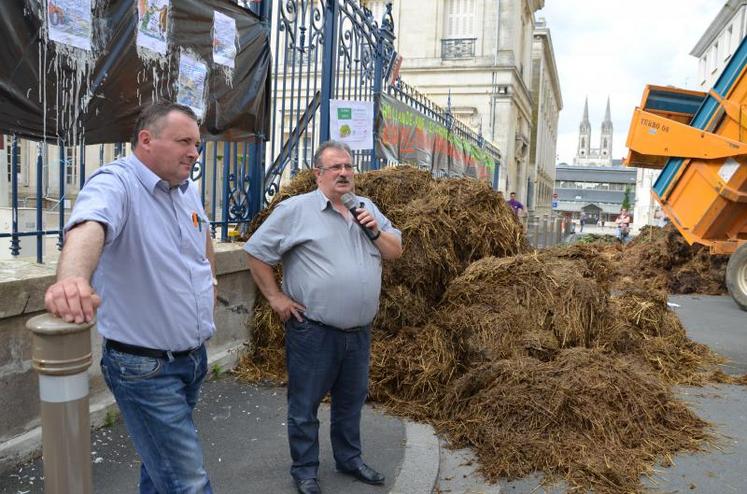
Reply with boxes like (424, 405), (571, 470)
(537, 0), (727, 165)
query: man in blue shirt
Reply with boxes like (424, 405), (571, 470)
(44, 102), (216, 494)
(507, 191), (525, 216)
(245, 141), (403, 494)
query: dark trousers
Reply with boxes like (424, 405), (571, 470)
(284, 318), (371, 481)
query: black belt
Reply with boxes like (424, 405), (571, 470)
(105, 339), (199, 359)
(303, 318), (367, 333)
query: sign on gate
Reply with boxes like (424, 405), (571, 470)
(330, 100), (374, 150)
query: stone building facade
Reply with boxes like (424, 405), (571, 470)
(367, 0), (554, 203)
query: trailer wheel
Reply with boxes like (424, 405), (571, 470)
(726, 243), (747, 311)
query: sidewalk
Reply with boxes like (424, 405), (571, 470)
(0, 377), (440, 494)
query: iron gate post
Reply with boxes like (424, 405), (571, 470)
(249, 134), (266, 219)
(35, 145), (43, 263)
(319, 0), (339, 143)
(493, 158), (501, 191)
(221, 142), (231, 242)
(371, 18), (387, 169)
(10, 135), (20, 256)
(57, 140), (65, 251)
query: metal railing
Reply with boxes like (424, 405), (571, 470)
(0, 138), (261, 262)
(441, 38), (477, 59)
(522, 213), (571, 249)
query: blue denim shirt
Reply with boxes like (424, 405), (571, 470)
(65, 155), (215, 351)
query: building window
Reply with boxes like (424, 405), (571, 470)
(711, 43), (719, 73)
(442, 0), (476, 59)
(444, 0), (475, 38)
(366, 0), (387, 24)
(699, 55), (706, 83)
(725, 25), (733, 60)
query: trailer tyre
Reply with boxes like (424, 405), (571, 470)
(726, 243), (747, 311)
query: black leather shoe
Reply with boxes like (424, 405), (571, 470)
(341, 463), (385, 485)
(295, 478), (321, 494)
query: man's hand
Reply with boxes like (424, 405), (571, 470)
(267, 293), (306, 323)
(354, 207), (380, 236)
(44, 276), (101, 324)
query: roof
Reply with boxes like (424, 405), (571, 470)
(556, 201), (626, 214)
(556, 189), (635, 204)
(555, 165), (637, 184)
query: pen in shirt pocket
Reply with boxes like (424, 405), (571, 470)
(191, 212), (202, 232)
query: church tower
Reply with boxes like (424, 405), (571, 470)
(576, 97), (591, 159)
(599, 97), (613, 161)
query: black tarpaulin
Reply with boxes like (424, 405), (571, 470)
(0, 0), (271, 143)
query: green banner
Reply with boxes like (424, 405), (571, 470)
(376, 93), (497, 182)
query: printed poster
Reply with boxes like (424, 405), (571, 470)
(213, 10), (237, 68)
(329, 99), (374, 151)
(48, 0), (92, 51)
(177, 51), (208, 119)
(137, 0), (169, 54)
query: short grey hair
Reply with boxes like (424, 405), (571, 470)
(313, 140), (353, 168)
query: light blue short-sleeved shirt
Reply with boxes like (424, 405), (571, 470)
(65, 155), (215, 351)
(244, 189), (401, 329)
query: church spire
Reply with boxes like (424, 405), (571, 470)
(600, 96), (613, 161)
(603, 97), (611, 124)
(576, 97), (591, 161)
(582, 97), (590, 127)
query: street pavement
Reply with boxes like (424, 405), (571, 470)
(1, 295), (745, 494)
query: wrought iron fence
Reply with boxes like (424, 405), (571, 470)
(0, 137), (262, 261)
(1, 0), (505, 262)
(441, 38), (477, 59)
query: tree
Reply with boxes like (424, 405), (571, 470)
(621, 186), (631, 211)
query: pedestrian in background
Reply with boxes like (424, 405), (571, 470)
(244, 141), (403, 494)
(507, 191), (525, 216)
(579, 212), (586, 232)
(44, 102), (216, 494)
(616, 208), (632, 242)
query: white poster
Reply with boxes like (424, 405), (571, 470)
(137, 0), (169, 55)
(329, 99), (374, 151)
(48, 0), (92, 51)
(177, 51), (208, 119)
(213, 11), (237, 68)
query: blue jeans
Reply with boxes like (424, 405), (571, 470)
(285, 318), (371, 481)
(101, 343), (213, 494)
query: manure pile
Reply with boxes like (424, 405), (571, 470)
(236, 167), (724, 493)
(607, 224), (729, 295)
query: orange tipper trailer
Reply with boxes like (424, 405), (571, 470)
(624, 47), (747, 310)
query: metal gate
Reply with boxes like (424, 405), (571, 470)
(263, 0), (396, 203)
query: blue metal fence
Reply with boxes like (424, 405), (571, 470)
(1, 0), (503, 262)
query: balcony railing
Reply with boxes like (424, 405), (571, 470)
(441, 38), (477, 59)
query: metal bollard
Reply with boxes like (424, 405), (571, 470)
(27, 314), (94, 494)
(555, 218), (563, 245)
(541, 216), (549, 249)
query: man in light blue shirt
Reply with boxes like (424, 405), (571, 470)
(45, 102), (216, 494)
(245, 141), (403, 494)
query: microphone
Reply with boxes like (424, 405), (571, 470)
(341, 192), (377, 241)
